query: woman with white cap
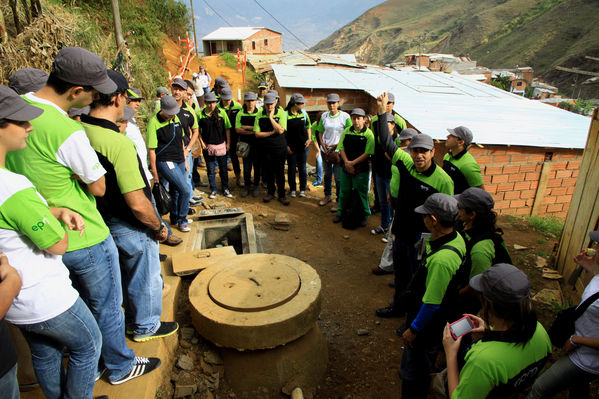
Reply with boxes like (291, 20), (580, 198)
(439, 263), (552, 398)
(0, 85), (101, 398)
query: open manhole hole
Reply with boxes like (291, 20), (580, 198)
(195, 213), (257, 254)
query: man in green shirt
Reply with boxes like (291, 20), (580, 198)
(6, 47), (153, 384)
(333, 108), (375, 226)
(443, 126), (484, 194)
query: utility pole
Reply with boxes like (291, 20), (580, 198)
(189, 0), (199, 57)
(110, 0), (124, 49)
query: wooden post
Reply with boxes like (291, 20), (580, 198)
(530, 161), (552, 217)
(189, 0), (199, 57)
(110, 0), (124, 50)
(555, 108), (599, 295)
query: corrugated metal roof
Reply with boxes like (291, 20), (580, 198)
(202, 27), (279, 41)
(272, 65), (591, 149)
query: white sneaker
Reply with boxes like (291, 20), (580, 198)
(109, 357), (161, 385)
(290, 190), (296, 198)
(209, 191), (217, 199)
(223, 189), (233, 198)
(299, 191), (306, 198)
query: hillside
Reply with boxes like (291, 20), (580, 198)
(310, 0), (599, 97)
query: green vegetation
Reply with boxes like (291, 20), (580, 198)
(527, 215), (564, 238)
(537, 238), (547, 245)
(220, 52), (239, 70)
(490, 76), (511, 92)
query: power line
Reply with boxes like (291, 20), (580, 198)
(202, 0), (233, 27)
(252, 0), (310, 49)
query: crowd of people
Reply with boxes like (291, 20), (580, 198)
(0, 46), (597, 399)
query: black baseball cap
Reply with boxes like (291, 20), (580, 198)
(0, 85), (44, 121)
(106, 69), (129, 93)
(52, 47), (116, 94)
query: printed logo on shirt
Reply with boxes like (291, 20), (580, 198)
(32, 217), (49, 232)
(92, 162), (102, 170)
(420, 185), (431, 192)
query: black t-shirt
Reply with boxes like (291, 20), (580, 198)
(178, 104), (196, 146)
(255, 107), (287, 154)
(0, 320), (17, 378)
(286, 111), (309, 152)
(152, 113), (185, 163)
(199, 108), (228, 145)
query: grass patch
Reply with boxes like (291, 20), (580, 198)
(220, 52), (239, 70)
(527, 216), (564, 238)
(537, 238), (547, 245)
(536, 249), (549, 258)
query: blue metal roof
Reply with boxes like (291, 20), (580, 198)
(272, 65), (591, 149)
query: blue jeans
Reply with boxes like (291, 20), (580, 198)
(0, 363), (19, 399)
(321, 150), (340, 198)
(527, 355), (598, 399)
(107, 218), (162, 337)
(19, 297), (102, 399)
(374, 174), (393, 229)
(204, 152), (229, 192)
(156, 160), (192, 226)
(242, 145), (260, 187)
(62, 235), (135, 382)
(185, 152), (194, 201)
(287, 146), (308, 192)
(315, 149), (323, 182)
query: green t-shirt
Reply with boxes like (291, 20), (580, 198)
(310, 121), (319, 142)
(6, 94), (109, 251)
(443, 150), (483, 194)
(422, 233), (466, 305)
(337, 126), (375, 154)
(468, 235), (495, 279)
(453, 322), (552, 399)
(391, 148), (454, 196)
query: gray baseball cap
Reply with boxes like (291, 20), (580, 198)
(121, 105), (135, 122)
(244, 92), (258, 101)
(0, 85), (44, 121)
(52, 47), (116, 94)
(414, 193), (458, 223)
(590, 231), (599, 242)
(327, 93), (340, 103)
(263, 93), (277, 105)
(455, 187), (494, 212)
(171, 78), (187, 90)
(204, 92), (218, 103)
(291, 93), (305, 104)
(351, 108), (366, 117)
(160, 95), (180, 116)
(127, 88), (144, 100)
(383, 113), (395, 123)
(470, 263), (530, 303)
(214, 77), (228, 87)
(156, 86), (169, 96)
(220, 87), (234, 101)
(68, 106), (90, 118)
(267, 89), (279, 98)
(8, 68), (48, 95)
(399, 128), (418, 140)
(407, 134), (434, 150)
(387, 92), (395, 103)
(447, 126), (473, 146)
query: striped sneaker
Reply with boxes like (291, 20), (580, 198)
(109, 357), (161, 385)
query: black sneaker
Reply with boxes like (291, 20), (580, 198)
(132, 321), (179, 342)
(109, 357), (161, 385)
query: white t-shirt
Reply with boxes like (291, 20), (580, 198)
(125, 118), (153, 182)
(318, 110), (351, 150)
(570, 274), (599, 375)
(0, 168), (78, 325)
(192, 77), (204, 97)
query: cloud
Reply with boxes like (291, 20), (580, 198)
(236, 14), (248, 22)
(204, 7), (214, 16)
(252, 16), (262, 23)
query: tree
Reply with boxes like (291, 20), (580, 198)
(490, 76), (512, 92)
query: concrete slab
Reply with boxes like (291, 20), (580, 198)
(172, 246), (238, 276)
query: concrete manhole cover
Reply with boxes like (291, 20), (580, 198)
(208, 264), (300, 311)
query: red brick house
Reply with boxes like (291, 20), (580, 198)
(202, 27), (282, 56)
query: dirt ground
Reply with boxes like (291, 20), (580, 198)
(159, 163), (599, 399)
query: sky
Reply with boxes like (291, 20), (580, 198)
(183, 0), (386, 51)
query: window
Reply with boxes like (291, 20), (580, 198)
(252, 41), (255, 50)
(264, 39), (268, 46)
(227, 42), (234, 52)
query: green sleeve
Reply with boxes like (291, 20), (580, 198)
(440, 176), (454, 195)
(146, 118), (158, 149)
(311, 121), (318, 141)
(113, 140), (146, 194)
(469, 239), (495, 279)
(344, 117), (352, 128)
(452, 357), (495, 399)
(391, 147), (414, 169)
(315, 117), (324, 133)
(278, 109), (287, 130)
(0, 188), (65, 250)
(235, 112), (243, 129)
(371, 115), (379, 124)
(337, 129), (347, 152)
(394, 114), (407, 130)
(464, 162), (484, 187)
(253, 115), (261, 132)
(422, 255), (458, 305)
(305, 113), (311, 127)
(365, 130), (375, 155)
(390, 165), (400, 197)
(222, 110), (232, 129)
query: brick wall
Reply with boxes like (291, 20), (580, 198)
(433, 144), (583, 218)
(272, 85), (373, 112)
(242, 29), (282, 54)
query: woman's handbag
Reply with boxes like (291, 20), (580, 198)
(325, 150), (340, 164)
(548, 290), (599, 347)
(152, 182), (172, 215)
(236, 141), (250, 158)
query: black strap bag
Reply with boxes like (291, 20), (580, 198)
(548, 290), (599, 347)
(152, 182), (172, 216)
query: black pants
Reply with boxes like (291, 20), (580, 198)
(242, 146), (261, 187)
(287, 146), (307, 192)
(263, 148), (286, 198)
(228, 134), (241, 176)
(392, 234), (419, 309)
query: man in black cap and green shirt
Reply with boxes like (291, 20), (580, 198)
(373, 92), (454, 320)
(443, 125), (484, 194)
(399, 193), (465, 398)
(333, 108), (375, 225)
(6, 47), (158, 384)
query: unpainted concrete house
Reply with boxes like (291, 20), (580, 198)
(202, 27), (282, 56)
(269, 65), (591, 218)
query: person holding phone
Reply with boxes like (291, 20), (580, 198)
(438, 263), (551, 399)
(527, 232), (599, 399)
